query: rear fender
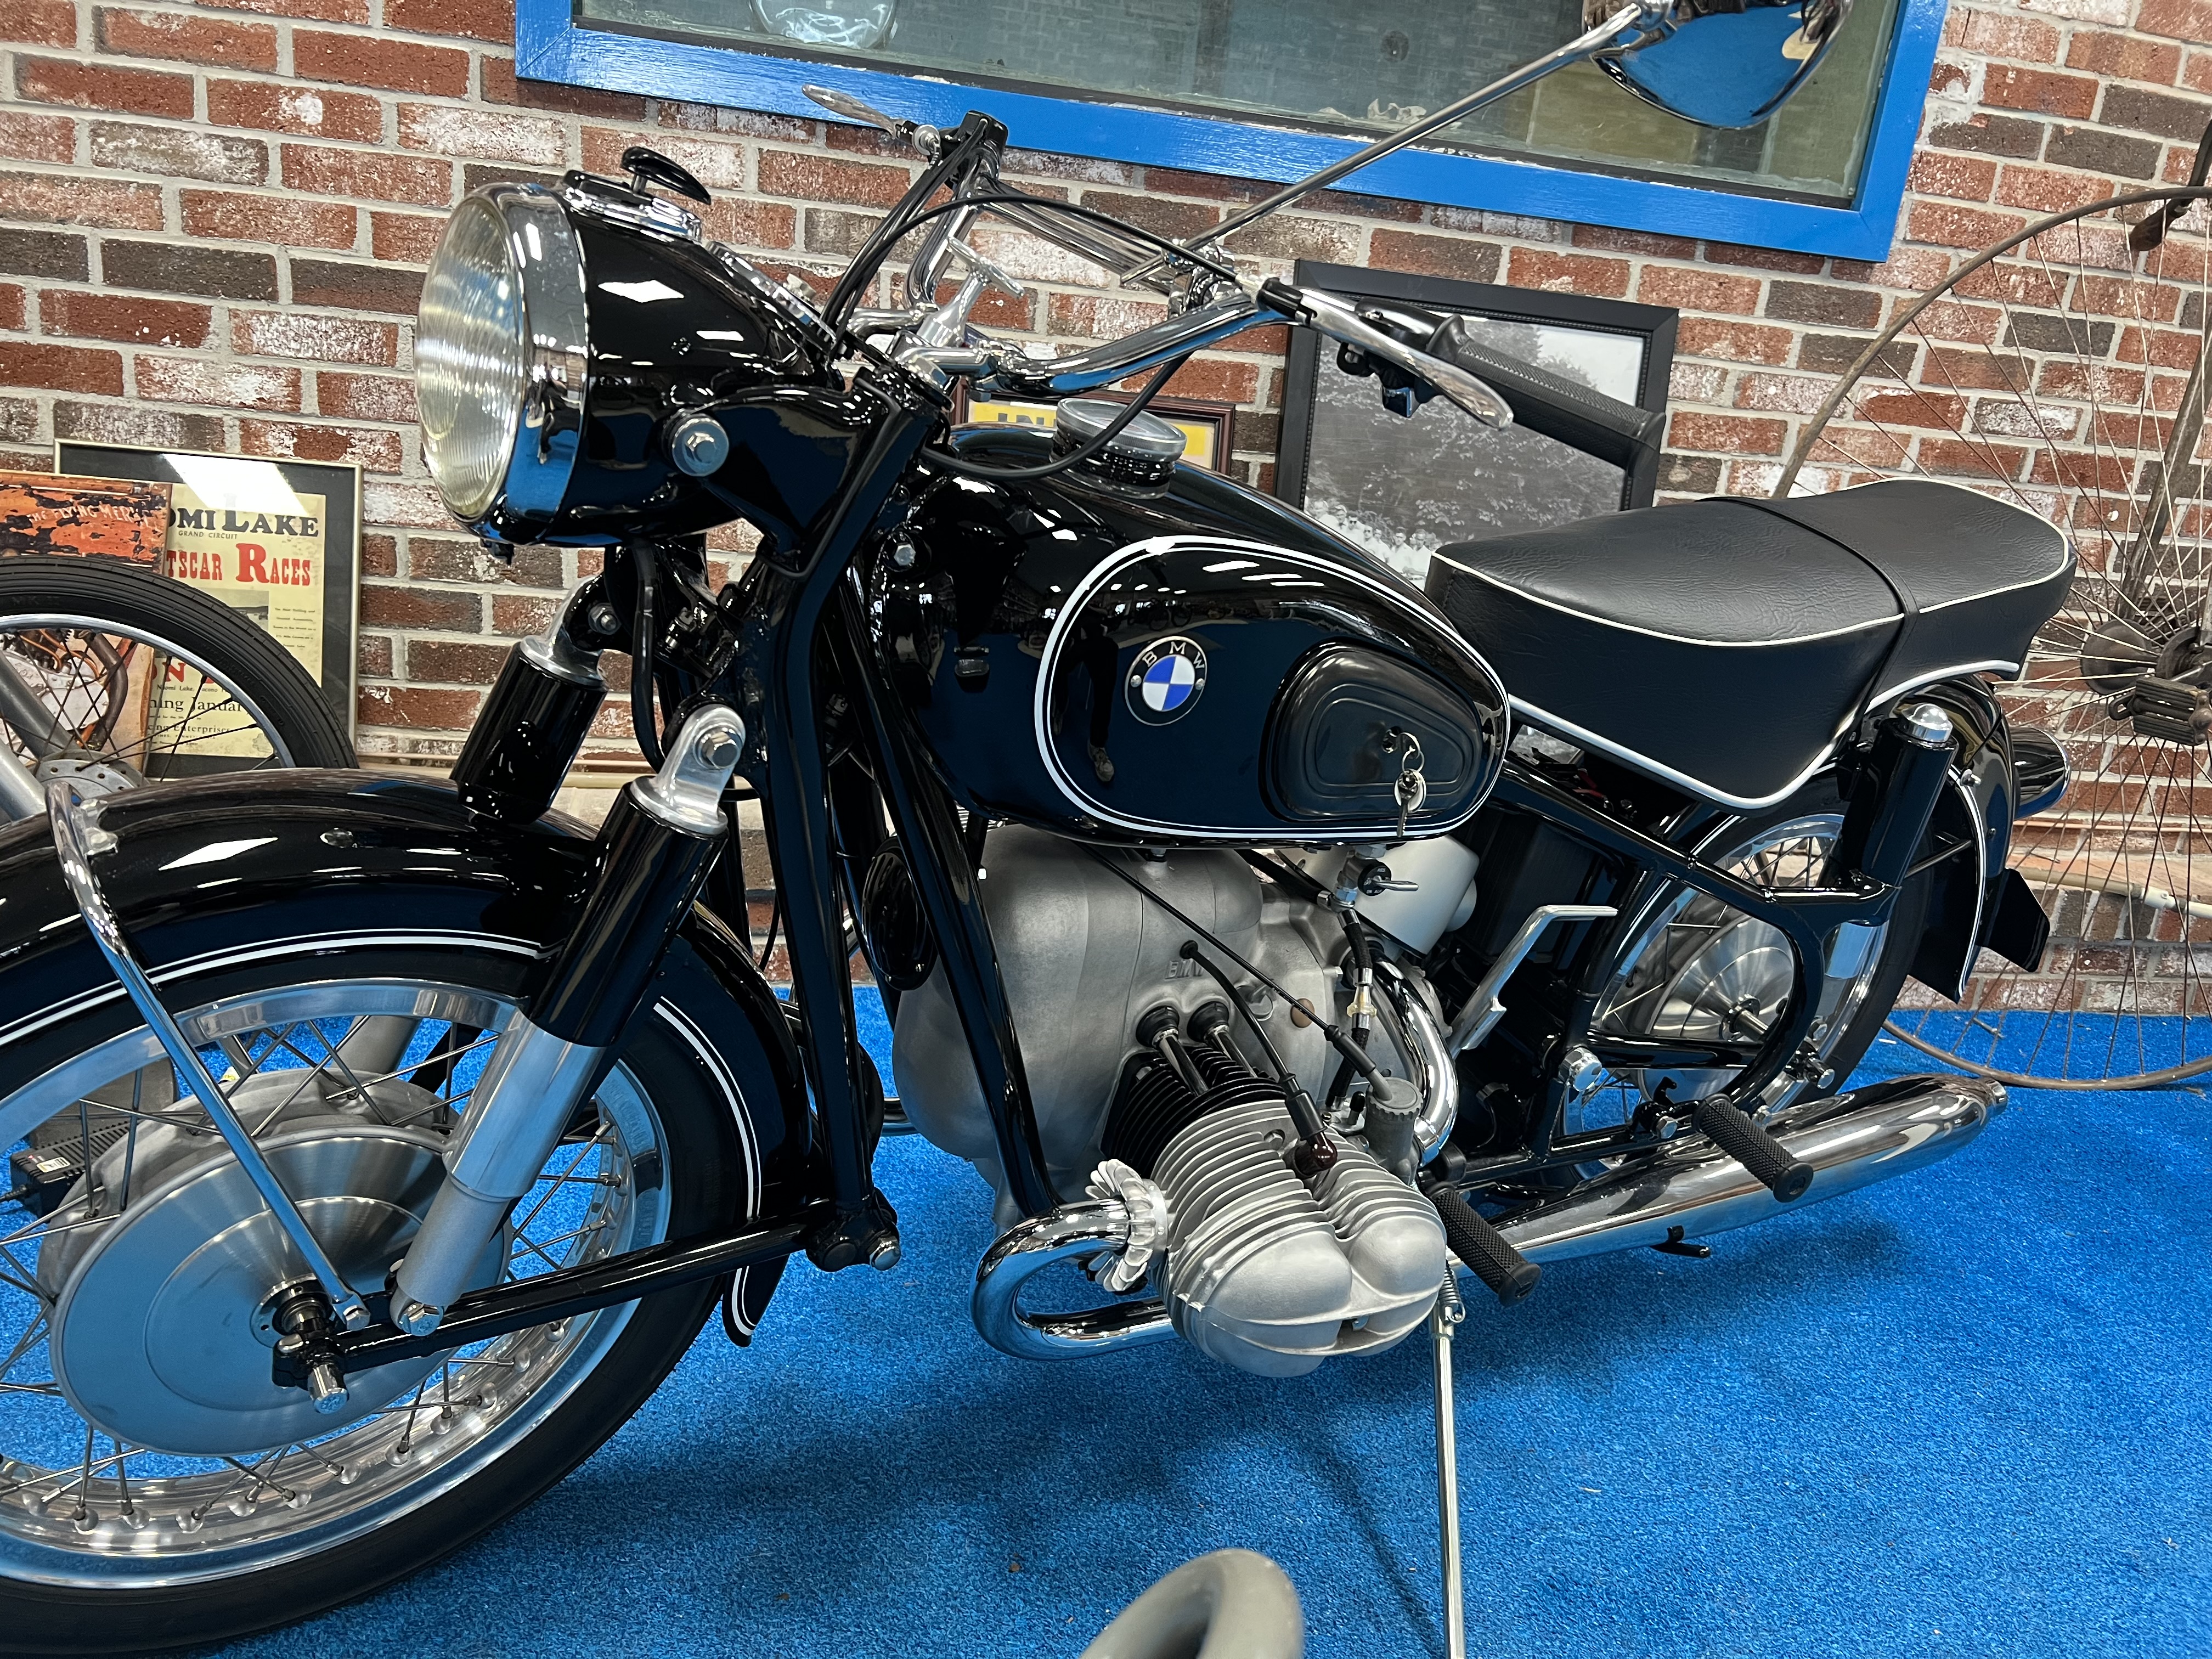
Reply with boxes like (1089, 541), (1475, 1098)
(1899, 678), (2040, 999)
(0, 768), (814, 1217)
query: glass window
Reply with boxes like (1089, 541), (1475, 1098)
(579, 0), (1902, 206)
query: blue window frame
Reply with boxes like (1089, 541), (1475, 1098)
(517, 0), (1946, 262)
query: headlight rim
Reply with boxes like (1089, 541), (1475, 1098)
(416, 183), (590, 536)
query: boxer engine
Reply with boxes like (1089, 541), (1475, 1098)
(891, 826), (1477, 1375)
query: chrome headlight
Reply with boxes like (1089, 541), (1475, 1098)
(416, 186), (588, 531)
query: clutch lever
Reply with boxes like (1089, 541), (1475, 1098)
(802, 83), (942, 159)
(1259, 279), (1514, 428)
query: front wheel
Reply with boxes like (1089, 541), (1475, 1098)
(0, 922), (766, 1655)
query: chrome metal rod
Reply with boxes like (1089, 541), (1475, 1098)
(0, 748), (43, 821)
(979, 292), (1269, 399)
(972, 1198), (1177, 1359)
(1136, 2), (1661, 277)
(46, 778), (370, 1328)
(1432, 1272), (1468, 1659)
(1447, 904), (1617, 1055)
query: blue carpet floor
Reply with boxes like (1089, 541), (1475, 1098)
(215, 1005), (2211, 1659)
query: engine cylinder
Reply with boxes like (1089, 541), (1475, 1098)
(1152, 1098), (1444, 1376)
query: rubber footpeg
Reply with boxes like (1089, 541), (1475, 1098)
(1692, 1098), (1814, 1202)
(1433, 1189), (1542, 1306)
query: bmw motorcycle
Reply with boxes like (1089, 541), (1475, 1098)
(0, 3), (2075, 1651)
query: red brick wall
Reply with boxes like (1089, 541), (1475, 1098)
(1, 0), (2208, 759)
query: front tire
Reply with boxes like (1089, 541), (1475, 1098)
(0, 918), (770, 1655)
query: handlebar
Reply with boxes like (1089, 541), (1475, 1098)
(969, 278), (1513, 430)
(790, 86), (1515, 435)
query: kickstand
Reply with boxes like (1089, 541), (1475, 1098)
(1431, 1270), (1467, 1659)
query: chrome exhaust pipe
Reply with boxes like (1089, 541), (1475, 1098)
(971, 1198), (1177, 1359)
(1496, 1073), (2006, 1265)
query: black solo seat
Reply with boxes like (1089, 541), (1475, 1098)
(1424, 479), (2074, 808)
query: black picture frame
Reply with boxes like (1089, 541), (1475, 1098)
(1276, 259), (1678, 577)
(55, 441), (360, 740)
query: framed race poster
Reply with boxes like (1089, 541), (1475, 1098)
(55, 443), (359, 741)
(955, 390), (1236, 472)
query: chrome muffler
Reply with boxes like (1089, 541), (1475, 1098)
(1495, 1073), (2006, 1264)
(973, 1073), (2002, 1358)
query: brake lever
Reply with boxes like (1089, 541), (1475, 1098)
(802, 83), (942, 159)
(1258, 278), (1514, 428)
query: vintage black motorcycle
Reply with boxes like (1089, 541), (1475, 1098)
(0, 2), (2074, 1651)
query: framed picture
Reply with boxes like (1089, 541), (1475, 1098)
(0, 470), (170, 562)
(955, 389), (1236, 472)
(1276, 259), (1678, 582)
(55, 443), (359, 741)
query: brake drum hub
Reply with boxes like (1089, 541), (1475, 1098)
(38, 1099), (500, 1458)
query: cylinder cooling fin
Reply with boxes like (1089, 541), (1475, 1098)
(1101, 1034), (1446, 1377)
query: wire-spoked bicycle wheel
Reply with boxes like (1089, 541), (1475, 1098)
(1777, 183), (2212, 1089)
(0, 556), (352, 818)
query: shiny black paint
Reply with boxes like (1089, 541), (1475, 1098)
(876, 427), (1506, 844)
(834, 590), (1058, 1214)
(450, 640), (607, 822)
(1905, 675), (2018, 1001)
(485, 212), (844, 548)
(318, 1203), (835, 1377)
(725, 382), (943, 1259)
(532, 788), (726, 1049)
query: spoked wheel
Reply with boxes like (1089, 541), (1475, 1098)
(1573, 783), (1930, 1139)
(0, 927), (755, 1655)
(1777, 184), (2212, 1089)
(0, 556), (353, 815)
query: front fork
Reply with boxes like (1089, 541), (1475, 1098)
(388, 606), (747, 1335)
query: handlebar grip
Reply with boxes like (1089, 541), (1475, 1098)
(1433, 1188), (1542, 1306)
(1425, 315), (1666, 471)
(1692, 1098), (1814, 1203)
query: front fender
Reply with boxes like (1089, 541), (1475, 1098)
(0, 768), (812, 1211)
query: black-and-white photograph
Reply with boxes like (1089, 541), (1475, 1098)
(1276, 261), (1677, 579)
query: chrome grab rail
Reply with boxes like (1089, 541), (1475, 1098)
(45, 777), (370, 1329)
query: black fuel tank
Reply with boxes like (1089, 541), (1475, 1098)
(872, 428), (1507, 844)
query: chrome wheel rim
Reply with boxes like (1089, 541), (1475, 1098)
(0, 979), (669, 1588)
(1581, 814), (1886, 1133)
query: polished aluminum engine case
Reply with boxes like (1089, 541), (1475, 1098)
(891, 826), (1341, 1223)
(1153, 1100), (1444, 1376)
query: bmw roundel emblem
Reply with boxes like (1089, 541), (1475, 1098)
(1126, 635), (1208, 725)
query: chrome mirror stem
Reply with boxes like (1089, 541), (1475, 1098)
(46, 778), (372, 1329)
(1130, 1), (1667, 281)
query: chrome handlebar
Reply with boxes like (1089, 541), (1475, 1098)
(794, 84), (1513, 430)
(956, 279), (1514, 430)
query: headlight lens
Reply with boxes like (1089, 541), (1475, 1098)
(417, 198), (528, 522)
